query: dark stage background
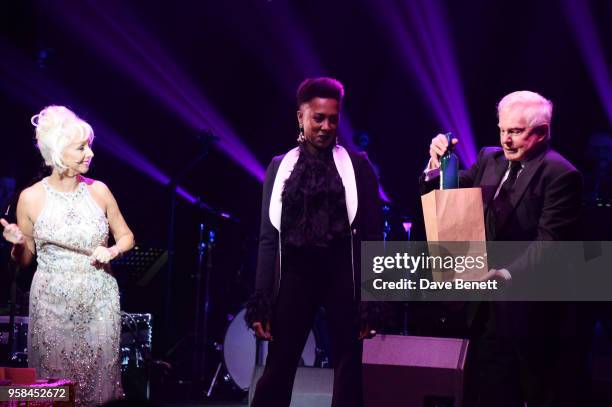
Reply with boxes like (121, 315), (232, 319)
(1, 0), (611, 403)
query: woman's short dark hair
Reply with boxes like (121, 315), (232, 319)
(296, 77), (344, 107)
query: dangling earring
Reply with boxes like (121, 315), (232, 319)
(297, 125), (305, 143)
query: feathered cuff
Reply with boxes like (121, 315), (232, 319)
(245, 290), (273, 327)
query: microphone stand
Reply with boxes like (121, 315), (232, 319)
(164, 130), (239, 396)
(164, 130), (218, 341)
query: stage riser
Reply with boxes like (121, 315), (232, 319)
(249, 366), (333, 407)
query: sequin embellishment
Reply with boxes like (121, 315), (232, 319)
(29, 178), (123, 406)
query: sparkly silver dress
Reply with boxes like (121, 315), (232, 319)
(29, 178), (123, 406)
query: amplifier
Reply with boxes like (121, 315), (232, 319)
(363, 335), (468, 407)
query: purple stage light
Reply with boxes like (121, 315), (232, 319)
(563, 0), (612, 125)
(242, 1), (392, 198)
(94, 123), (170, 186)
(266, 4), (391, 199)
(402, 222), (413, 233)
(0, 40), (204, 206)
(417, 0), (477, 164)
(402, 221), (413, 240)
(378, 4), (455, 134)
(375, 0), (477, 167)
(231, 0), (361, 152)
(379, 185), (390, 203)
(175, 186), (197, 204)
(263, 1), (325, 83)
(49, 1), (265, 181)
(402, 0), (477, 165)
(338, 117), (358, 152)
(265, 3), (360, 152)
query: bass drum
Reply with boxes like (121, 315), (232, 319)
(223, 308), (316, 391)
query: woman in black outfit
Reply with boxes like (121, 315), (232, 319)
(246, 77), (383, 407)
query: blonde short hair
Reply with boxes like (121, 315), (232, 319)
(31, 106), (94, 170)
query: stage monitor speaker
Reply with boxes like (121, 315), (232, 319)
(249, 366), (333, 407)
(363, 334), (468, 407)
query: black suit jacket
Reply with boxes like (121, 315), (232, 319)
(420, 145), (582, 244)
(420, 144), (583, 335)
(255, 148), (383, 302)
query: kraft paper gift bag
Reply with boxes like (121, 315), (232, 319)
(421, 188), (487, 281)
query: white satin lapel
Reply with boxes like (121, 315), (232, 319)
(333, 145), (358, 224)
(269, 147), (300, 231)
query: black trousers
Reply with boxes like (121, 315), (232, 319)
(251, 241), (362, 407)
(466, 302), (589, 407)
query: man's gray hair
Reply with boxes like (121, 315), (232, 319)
(497, 91), (553, 138)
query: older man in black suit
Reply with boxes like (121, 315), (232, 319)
(421, 91), (584, 407)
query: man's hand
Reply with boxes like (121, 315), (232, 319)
(252, 320), (273, 341)
(477, 268), (512, 284)
(1, 218), (25, 245)
(429, 134), (459, 168)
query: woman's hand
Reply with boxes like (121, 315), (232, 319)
(90, 246), (118, 264)
(252, 320), (273, 341)
(359, 324), (377, 340)
(1, 218), (25, 245)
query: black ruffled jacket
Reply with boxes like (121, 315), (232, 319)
(246, 145), (383, 326)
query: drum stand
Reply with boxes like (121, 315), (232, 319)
(205, 362), (220, 397)
(193, 223), (215, 385)
(206, 309), (268, 399)
(165, 129), (218, 347)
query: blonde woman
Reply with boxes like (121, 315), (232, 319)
(1, 105), (134, 406)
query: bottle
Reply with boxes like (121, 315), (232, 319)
(440, 132), (459, 189)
